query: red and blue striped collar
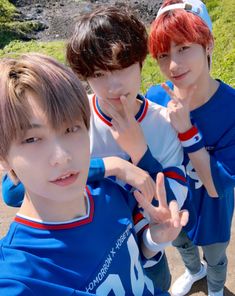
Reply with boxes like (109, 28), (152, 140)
(92, 94), (149, 126)
(14, 187), (94, 230)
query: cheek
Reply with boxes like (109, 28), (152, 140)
(158, 60), (168, 73)
(12, 157), (43, 184)
(88, 80), (106, 98)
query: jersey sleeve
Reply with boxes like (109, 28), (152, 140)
(210, 130), (235, 198)
(87, 158), (105, 182)
(137, 145), (188, 208)
(2, 174), (24, 207)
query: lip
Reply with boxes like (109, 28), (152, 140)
(49, 171), (79, 187)
(171, 71), (189, 81)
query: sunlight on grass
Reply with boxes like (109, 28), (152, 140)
(0, 0), (234, 90)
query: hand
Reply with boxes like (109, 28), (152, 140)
(134, 172), (189, 243)
(101, 95), (147, 164)
(162, 83), (194, 133)
(103, 157), (155, 203)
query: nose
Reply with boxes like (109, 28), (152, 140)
(169, 54), (181, 73)
(169, 58), (179, 72)
(107, 72), (123, 96)
(49, 141), (72, 167)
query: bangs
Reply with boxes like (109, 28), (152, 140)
(149, 9), (212, 58)
(0, 54), (90, 158)
(67, 6), (148, 79)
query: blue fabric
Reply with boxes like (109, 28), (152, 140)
(2, 174), (24, 207)
(0, 179), (168, 295)
(145, 81), (173, 107)
(146, 80), (235, 245)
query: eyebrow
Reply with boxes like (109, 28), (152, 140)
(27, 123), (44, 130)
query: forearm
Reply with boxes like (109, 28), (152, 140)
(103, 157), (123, 179)
(178, 126), (218, 197)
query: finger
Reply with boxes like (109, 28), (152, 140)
(134, 190), (156, 217)
(169, 200), (180, 228)
(110, 118), (121, 132)
(144, 177), (156, 203)
(120, 95), (134, 121)
(102, 100), (124, 123)
(156, 172), (168, 208)
(179, 210), (189, 226)
(161, 83), (180, 103)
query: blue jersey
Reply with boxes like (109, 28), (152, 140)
(0, 179), (167, 296)
(146, 80), (235, 245)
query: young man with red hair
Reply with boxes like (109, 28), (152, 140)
(147, 1), (235, 295)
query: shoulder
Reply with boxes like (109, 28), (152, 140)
(145, 81), (173, 107)
(145, 99), (175, 131)
(214, 80), (235, 101)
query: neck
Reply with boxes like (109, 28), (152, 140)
(18, 191), (87, 222)
(174, 76), (219, 111)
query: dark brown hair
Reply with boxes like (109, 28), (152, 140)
(66, 5), (148, 80)
(0, 53), (90, 159)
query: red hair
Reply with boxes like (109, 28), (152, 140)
(149, 0), (213, 59)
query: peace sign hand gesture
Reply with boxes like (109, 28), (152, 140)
(162, 83), (194, 133)
(134, 172), (189, 245)
(101, 95), (147, 164)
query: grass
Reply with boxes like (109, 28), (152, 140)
(0, 40), (66, 63)
(0, 0), (48, 48)
(141, 0), (235, 92)
(0, 0), (234, 92)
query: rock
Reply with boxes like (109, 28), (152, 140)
(11, 0), (162, 41)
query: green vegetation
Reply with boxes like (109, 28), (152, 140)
(0, 0), (47, 48)
(141, 0), (235, 92)
(0, 40), (66, 63)
(207, 0), (235, 86)
(0, 0), (234, 91)
(0, 0), (16, 23)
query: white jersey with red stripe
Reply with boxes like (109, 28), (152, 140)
(89, 94), (187, 209)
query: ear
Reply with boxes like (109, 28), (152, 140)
(206, 40), (214, 56)
(0, 160), (20, 185)
(0, 159), (11, 172)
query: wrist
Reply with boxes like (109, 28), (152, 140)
(103, 157), (121, 178)
(178, 123), (193, 134)
(143, 228), (171, 253)
(131, 145), (148, 165)
(178, 126), (204, 153)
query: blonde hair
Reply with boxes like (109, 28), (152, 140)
(0, 53), (90, 159)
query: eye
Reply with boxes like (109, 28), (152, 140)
(22, 137), (40, 144)
(93, 72), (104, 78)
(65, 125), (81, 134)
(179, 46), (190, 52)
(157, 53), (168, 60)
